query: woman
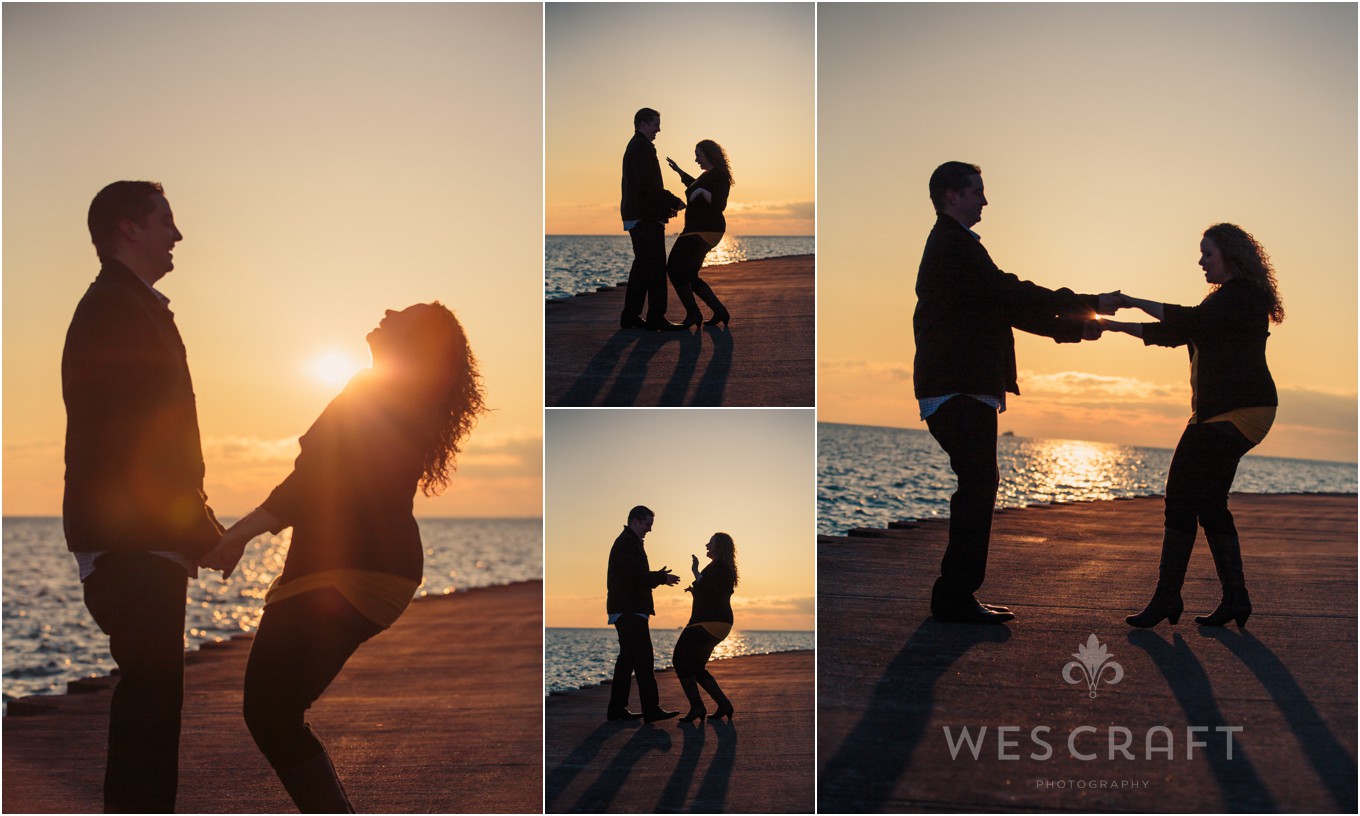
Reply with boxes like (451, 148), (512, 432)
(672, 532), (738, 722)
(665, 140), (734, 328)
(1102, 224), (1283, 629)
(201, 303), (485, 812)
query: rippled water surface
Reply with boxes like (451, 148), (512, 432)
(818, 422), (1357, 536)
(3, 517), (541, 705)
(545, 234), (814, 300)
(545, 627), (813, 694)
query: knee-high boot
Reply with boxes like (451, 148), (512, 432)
(673, 283), (703, 328)
(696, 672), (733, 719)
(275, 750), (356, 814)
(1126, 528), (1196, 627)
(1195, 533), (1252, 627)
(692, 279), (729, 327)
(677, 676), (707, 722)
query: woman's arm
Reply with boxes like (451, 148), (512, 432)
(1100, 319), (1145, 338)
(1119, 294), (1165, 321)
(199, 506), (284, 578)
(688, 187), (712, 204)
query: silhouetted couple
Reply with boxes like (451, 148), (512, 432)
(606, 506), (736, 725)
(63, 181), (487, 812)
(915, 161), (1281, 629)
(620, 107), (733, 331)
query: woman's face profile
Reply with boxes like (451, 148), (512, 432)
(1199, 237), (1233, 285)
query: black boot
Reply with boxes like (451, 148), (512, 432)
(673, 283), (704, 328)
(696, 672), (733, 720)
(692, 279), (729, 327)
(1126, 528), (1195, 628)
(1195, 533), (1252, 627)
(274, 751), (356, 814)
(677, 676), (706, 722)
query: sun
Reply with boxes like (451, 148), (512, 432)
(307, 351), (364, 388)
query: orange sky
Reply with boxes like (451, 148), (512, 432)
(545, 2), (814, 236)
(3, 4), (545, 517)
(817, 3), (1357, 463)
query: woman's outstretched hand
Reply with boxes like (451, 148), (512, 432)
(1097, 290), (1126, 314)
(666, 157), (682, 174)
(200, 527), (252, 579)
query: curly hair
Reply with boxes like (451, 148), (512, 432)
(1203, 223), (1285, 324)
(400, 302), (487, 496)
(710, 532), (739, 588)
(696, 140), (734, 186)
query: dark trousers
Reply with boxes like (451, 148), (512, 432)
(609, 614), (659, 712)
(672, 624), (724, 680)
(925, 396), (1000, 603)
(623, 221), (668, 322)
(82, 552), (189, 814)
(1164, 422), (1255, 537)
(243, 588), (383, 770)
(666, 234), (713, 290)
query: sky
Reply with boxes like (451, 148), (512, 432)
(3, 3), (544, 517)
(545, 2), (814, 235)
(818, 3), (1358, 464)
(545, 409), (815, 631)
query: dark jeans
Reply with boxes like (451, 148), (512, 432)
(243, 588), (383, 770)
(609, 614), (659, 712)
(1164, 421), (1256, 537)
(672, 625), (724, 680)
(925, 396), (1000, 603)
(623, 221), (668, 322)
(82, 552), (190, 814)
(666, 234), (713, 290)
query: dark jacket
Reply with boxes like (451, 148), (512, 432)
(62, 260), (222, 555)
(676, 168), (730, 235)
(620, 132), (676, 223)
(913, 214), (1098, 398)
(1141, 277), (1278, 420)
(606, 526), (665, 616)
(261, 374), (427, 584)
(686, 560), (735, 625)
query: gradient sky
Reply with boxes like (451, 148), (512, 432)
(4, 3), (544, 517)
(545, 409), (815, 631)
(819, 3), (1357, 463)
(545, 2), (814, 235)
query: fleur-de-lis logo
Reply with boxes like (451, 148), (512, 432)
(1062, 634), (1124, 698)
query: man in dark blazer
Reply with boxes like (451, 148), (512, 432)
(620, 107), (685, 331)
(914, 162), (1116, 625)
(63, 181), (224, 811)
(606, 504), (681, 722)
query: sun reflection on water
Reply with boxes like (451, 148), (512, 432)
(701, 235), (748, 267)
(1003, 438), (1134, 505)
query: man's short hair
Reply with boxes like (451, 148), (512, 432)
(88, 181), (164, 261)
(634, 107), (660, 129)
(627, 505), (655, 523)
(928, 162), (981, 212)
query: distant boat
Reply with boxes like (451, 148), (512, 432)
(1001, 430), (1015, 437)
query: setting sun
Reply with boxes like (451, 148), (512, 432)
(307, 351), (365, 389)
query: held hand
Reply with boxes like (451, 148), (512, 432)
(1097, 290), (1124, 315)
(1082, 319), (1104, 341)
(199, 530), (250, 579)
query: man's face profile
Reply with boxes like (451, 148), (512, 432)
(945, 174), (987, 228)
(122, 194), (183, 276)
(637, 116), (661, 142)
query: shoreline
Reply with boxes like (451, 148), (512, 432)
(545, 643), (814, 697)
(546, 251), (814, 303)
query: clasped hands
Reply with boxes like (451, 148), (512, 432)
(1082, 290), (1141, 340)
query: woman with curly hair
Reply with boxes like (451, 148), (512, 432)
(665, 140), (734, 327)
(672, 532), (739, 722)
(1102, 224), (1283, 629)
(201, 302), (485, 811)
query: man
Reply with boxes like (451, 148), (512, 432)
(63, 181), (224, 811)
(606, 505), (681, 722)
(914, 162), (1116, 625)
(620, 107), (685, 331)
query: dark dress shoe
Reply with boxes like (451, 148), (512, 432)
(620, 314), (647, 329)
(643, 707), (680, 723)
(606, 708), (644, 721)
(643, 319), (687, 331)
(932, 598), (1015, 624)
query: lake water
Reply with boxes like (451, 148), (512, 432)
(546, 627), (813, 695)
(545, 234), (814, 300)
(2, 517), (541, 706)
(818, 422), (1357, 536)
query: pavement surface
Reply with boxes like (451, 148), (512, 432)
(545, 255), (814, 407)
(818, 494), (1358, 813)
(545, 650), (814, 813)
(3, 580), (544, 814)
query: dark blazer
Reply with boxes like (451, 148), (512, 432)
(606, 527), (665, 616)
(62, 260), (222, 555)
(1141, 277), (1278, 420)
(676, 168), (730, 235)
(913, 214), (1098, 399)
(620, 132), (677, 223)
(686, 560), (735, 625)
(261, 374), (427, 584)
